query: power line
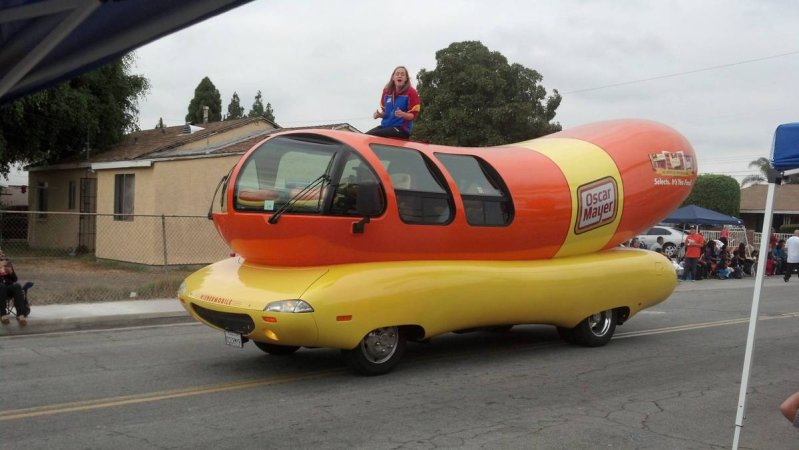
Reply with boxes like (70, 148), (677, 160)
(562, 50), (799, 95)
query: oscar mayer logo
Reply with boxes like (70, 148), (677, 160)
(575, 177), (618, 234)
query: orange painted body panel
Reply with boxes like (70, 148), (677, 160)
(213, 119), (696, 266)
(552, 120), (696, 249)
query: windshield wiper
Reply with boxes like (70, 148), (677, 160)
(268, 174), (331, 224)
(207, 174), (228, 220)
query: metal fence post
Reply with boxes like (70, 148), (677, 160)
(161, 214), (168, 273)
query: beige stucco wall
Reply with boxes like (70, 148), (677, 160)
(26, 168), (94, 251)
(93, 155), (240, 265)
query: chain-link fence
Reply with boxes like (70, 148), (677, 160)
(0, 211), (231, 305)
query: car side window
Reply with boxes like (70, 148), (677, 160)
(435, 153), (514, 226)
(329, 153), (385, 217)
(370, 144), (453, 225)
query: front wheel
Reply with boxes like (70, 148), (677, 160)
(342, 326), (406, 376)
(253, 341), (300, 355)
(662, 242), (677, 257)
(558, 309), (617, 347)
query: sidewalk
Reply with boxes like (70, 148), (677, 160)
(0, 276), (793, 337)
(0, 299), (192, 336)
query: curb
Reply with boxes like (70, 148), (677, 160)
(0, 311), (194, 337)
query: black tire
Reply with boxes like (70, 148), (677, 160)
(561, 309), (617, 347)
(488, 325), (514, 332)
(342, 326), (406, 376)
(556, 326), (577, 344)
(253, 341), (300, 355)
(662, 243), (677, 257)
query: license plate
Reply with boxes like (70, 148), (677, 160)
(224, 330), (244, 348)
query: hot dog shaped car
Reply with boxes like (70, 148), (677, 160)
(178, 119), (697, 375)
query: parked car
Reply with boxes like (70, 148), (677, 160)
(637, 226), (686, 257)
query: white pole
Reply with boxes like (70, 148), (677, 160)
(731, 178), (778, 449)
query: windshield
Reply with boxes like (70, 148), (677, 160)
(234, 135), (339, 213)
(232, 134), (385, 219)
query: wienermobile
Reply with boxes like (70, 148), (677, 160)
(178, 119), (697, 375)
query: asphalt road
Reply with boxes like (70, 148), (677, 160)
(1, 280), (798, 449)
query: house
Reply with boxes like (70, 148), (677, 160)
(26, 117), (360, 265)
(739, 184), (799, 231)
(1, 184), (28, 209)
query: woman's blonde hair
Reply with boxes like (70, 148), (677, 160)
(384, 66), (411, 94)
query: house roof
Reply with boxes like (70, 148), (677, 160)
(740, 184), (799, 213)
(92, 117), (279, 162)
(31, 119), (360, 169)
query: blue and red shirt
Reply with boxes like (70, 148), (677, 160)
(379, 86), (421, 134)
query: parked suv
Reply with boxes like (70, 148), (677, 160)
(637, 226), (686, 257)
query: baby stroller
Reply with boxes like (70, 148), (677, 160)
(2, 281), (33, 324)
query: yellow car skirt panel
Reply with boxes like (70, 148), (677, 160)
(179, 249), (675, 350)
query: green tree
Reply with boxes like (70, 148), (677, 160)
(682, 174), (741, 217)
(185, 77), (222, 123)
(413, 41), (562, 146)
(0, 54), (149, 175)
(248, 90), (275, 122)
(263, 101), (275, 122)
(740, 156), (798, 186)
(225, 92), (245, 120)
(155, 117), (165, 129)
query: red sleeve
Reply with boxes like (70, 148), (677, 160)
(407, 87), (421, 118)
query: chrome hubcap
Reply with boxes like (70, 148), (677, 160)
(588, 310), (612, 337)
(360, 327), (399, 364)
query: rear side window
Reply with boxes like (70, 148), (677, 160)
(435, 154), (514, 226)
(646, 227), (669, 236)
(370, 144), (453, 225)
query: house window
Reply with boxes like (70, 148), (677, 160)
(435, 154), (514, 226)
(68, 180), (76, 210)
(370, 144), (453, 225)
(114, 174), (135, 221)
(37, 181), (48, 219)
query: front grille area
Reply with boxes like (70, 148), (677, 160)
(192, 303), (255, 335)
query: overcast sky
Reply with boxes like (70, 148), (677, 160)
(128, 0), (799, 182)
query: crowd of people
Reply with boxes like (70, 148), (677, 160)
(622, 226), (799, 282)
(668, 227), (797, 281)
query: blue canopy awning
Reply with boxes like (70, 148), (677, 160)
(0, 0), (253, 105)
(771, 122), (799, 172)
(661, 205), (743, 226)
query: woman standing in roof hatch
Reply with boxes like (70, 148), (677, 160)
(366, 65), (421, 139)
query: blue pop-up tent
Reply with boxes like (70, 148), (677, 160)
(733, 124), (799, 448)
(662, 205), (742, 226)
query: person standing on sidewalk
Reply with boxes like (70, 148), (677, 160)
(681, 226), (705, 282)
(783, 229), (799, 282)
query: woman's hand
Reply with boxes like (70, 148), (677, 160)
(373, 109), (384, 119)
(394, 109), (412, 120)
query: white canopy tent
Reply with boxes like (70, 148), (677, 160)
(732, 123), (799, 448)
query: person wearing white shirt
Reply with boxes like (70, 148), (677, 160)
(784, 229), (799, 282)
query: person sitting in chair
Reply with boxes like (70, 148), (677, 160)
(0, 251), (29, 326)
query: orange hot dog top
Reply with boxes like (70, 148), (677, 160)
(213, 119), (696, 266)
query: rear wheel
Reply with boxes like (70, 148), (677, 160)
(342, 326), (406, 376)
(662, 242), (677, 257)
(253, 341), (300, 355)
(558, 309), (617, 347)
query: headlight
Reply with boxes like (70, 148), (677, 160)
(265, 299), (314, 313)
(177, 282), (186, 297)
